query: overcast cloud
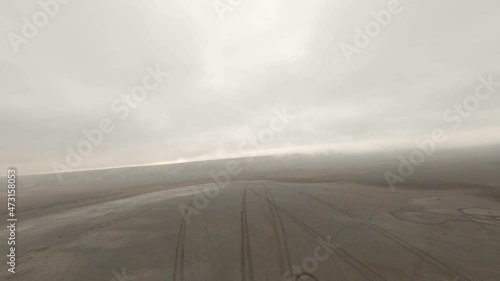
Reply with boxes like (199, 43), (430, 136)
(1, 0), (500, 174)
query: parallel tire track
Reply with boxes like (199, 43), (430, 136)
(264, 184), (293, 275)
(287, 187), (472, 281)
(241, 189), (255, 281)
(262, 185), (286, 274)
(173, 201), (190, 281)
(249, 188), (386, 281)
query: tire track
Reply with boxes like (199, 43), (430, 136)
(286, 187), (472, 281)
(173, 201), (190, 281)
(263, 184), (293, 275)
(249, 188), (386, 281)
(262, 185), (286, 273)
(240, 189), (255, 281)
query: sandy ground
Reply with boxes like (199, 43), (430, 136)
(0, 146), (499, 281)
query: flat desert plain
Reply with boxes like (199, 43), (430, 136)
(0, 145), (499, 281)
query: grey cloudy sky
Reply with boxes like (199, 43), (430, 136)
(1, 0), (500, 174)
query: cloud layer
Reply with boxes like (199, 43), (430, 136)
(1, 0), (500, 174)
